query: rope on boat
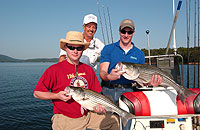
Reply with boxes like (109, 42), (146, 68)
(102, 5), (110, 44)
(107, 7), (114, 43)
(186, 0), (191, 88)
(96, 0), (106, 45)
(194, 0), (197, 88)
(198, 0), (200, 88)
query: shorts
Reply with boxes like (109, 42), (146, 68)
(51, 111), (120, 130)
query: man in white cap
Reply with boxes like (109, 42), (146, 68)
(34, 31), (119, 130)
(59, 14), (105, 71)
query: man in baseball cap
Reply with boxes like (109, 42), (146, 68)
(119, 19), (135, 31)
(83, 14), (97, 25)
(100, 18), (162, 129)
(59, 14), (105, 71)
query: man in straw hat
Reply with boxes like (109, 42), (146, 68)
(34, 31), (119, 130)
(59, 14), (105, 71)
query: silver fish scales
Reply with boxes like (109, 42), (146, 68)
(116, 62), (197, 104)
(65, 86), (134, 127)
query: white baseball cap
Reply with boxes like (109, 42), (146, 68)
(83, 14), (97, 25)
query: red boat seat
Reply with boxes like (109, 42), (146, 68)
(120, 88), (200, 116)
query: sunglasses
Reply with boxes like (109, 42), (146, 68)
(66, 44), (84, 51)
(120, 29), (134, 35)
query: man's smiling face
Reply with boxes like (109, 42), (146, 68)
(83, 22), (97, 39)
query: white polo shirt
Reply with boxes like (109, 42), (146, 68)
(59, 37), (105, 71)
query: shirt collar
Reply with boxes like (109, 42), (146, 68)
(116, 40), (135, 50)
(84, 37), (96, 48)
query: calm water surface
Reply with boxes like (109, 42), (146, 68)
(0, 62), (199, 130)
(0, 63), (54, 130)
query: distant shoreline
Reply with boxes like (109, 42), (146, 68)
(1, 54), (200, 64)
(188, 63), (200, 65)
(0, 61), (57, 63)
(1, 61), (200, 65)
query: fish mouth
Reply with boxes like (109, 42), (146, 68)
(64, 86), (72, 95)
(115, 62), (126, 72)
(115, 62), (122, 69)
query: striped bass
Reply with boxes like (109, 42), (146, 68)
(65, 86), (134, 127)
(115, 62), (196, 104)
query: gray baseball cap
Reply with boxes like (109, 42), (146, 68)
(120, 19), (135, 31)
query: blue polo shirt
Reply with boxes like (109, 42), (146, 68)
(100, 40), (145, 84)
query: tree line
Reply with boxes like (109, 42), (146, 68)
(141, 47), (200, 64)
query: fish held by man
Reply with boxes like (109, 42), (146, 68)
(64, 86), (134, 127)
(115, 62), (196, 104)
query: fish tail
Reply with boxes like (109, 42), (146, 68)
(121, 111), (134, 127)
(178, 92), (186, 104)
(183, 88), (197, 97)
(178, 87), (197, 104)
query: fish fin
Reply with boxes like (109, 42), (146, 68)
(161, 85), (168, 88)
(135, 78), (147, 87)
(160, 69), (174, 79)
(83, 97), (89, 101)
(81, 107), (85, 115)
(136, 81), (145, 87)
(121, 111), (134, 127)
(183, 88), (197, 97)
(178, 92), (186, 104)
(122, 73), (136, 80)
(177, 87), (196, 104)
(104, 95), (114, 102)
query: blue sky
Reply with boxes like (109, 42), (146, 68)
(0, 0), (196, 59)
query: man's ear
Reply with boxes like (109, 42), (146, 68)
(83, 24), (85, 30)
(119, 27), (121, 34)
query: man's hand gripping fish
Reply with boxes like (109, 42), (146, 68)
(115, 62), (196, 104)
(65, 86), (134, 127)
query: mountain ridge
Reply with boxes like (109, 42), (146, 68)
(0, 54), (58, 62)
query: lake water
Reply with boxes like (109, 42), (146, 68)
(0, 62), (199, 130)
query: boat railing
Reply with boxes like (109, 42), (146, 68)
(145, 53), (184, 87)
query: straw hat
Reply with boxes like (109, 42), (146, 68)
(60, 31), (89, 51)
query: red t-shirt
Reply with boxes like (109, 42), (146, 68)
(34, 60), (102, 118)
